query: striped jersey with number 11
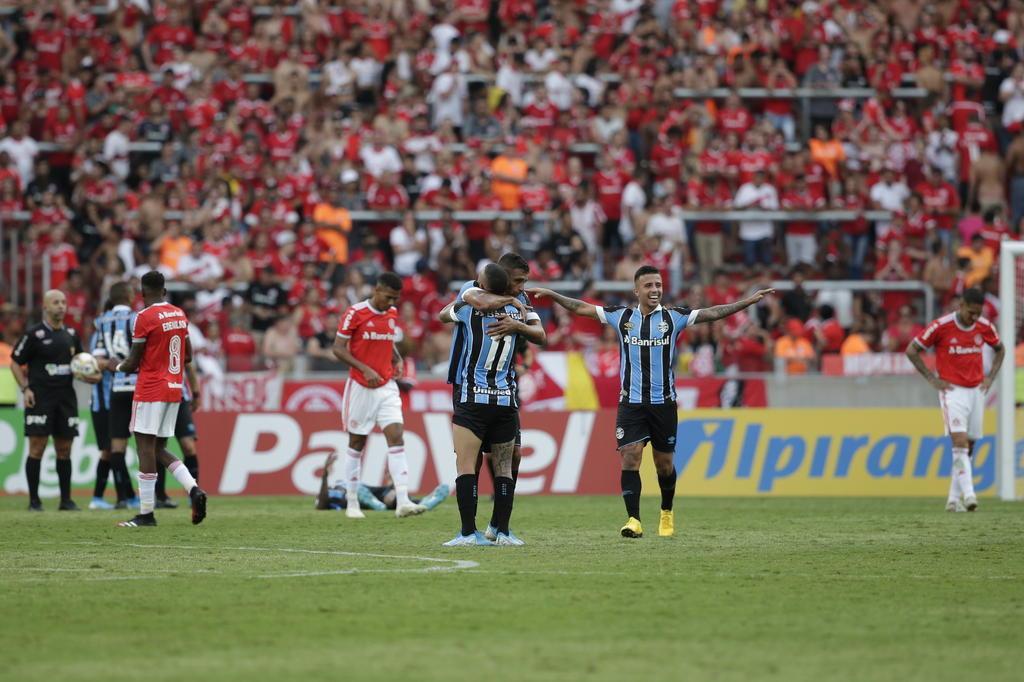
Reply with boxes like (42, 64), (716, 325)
(131, 301), (189, 403)
(596, 304), (698, 404)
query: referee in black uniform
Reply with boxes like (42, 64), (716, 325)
(10, 290), (100, 511)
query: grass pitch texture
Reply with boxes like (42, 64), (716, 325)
(1, 496), (1022, 681)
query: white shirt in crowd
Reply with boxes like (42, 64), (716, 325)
(618, 180), (647, 243)
(429, 71), (467, 128)
(646, 207), (687, 265)
(733, 181), (779, 241)
(1001, 76), (1024, 128)
(496, 62), (524, 106)
(389, 225), (428, 276)
(176, 250), (224, 282)
(0, 134), (39, 186)
(430, 23), (460, 54)
(103, 129), (131, 179)
(360, 144), (403, 178)
(926, 128), (959, 183)
(350, 56), (381, 89)
(869, 179), (910, 236)
(570, 200), (606, 256)
(322, 59), (353, 97)
(545, 70), (574, 110)
(524, 47), (559, 72)
(403, 133), (443, 174)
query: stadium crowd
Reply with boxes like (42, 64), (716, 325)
(0, 0), (1022, 377)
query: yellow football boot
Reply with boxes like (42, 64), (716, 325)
(620, 517), (643, 538)
(658, 510), (675, 537)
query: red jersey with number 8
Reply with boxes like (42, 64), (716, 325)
(336, 300), (400, 388)
(132, 301), (189, 402)
(913, 313), (1000, 388)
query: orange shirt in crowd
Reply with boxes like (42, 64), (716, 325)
(955, 244), (994, 287)
(158, 236), (192, 273)
(313, 203), (352, 264)
(491, 155), (528, 209)
(809, 138), (846, 178)
(774, 335), (815, 374)
(840, 333), (871, 356)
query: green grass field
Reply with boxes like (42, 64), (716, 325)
(1, 495), (1022, 682)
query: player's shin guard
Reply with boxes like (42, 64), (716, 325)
(168, 460), (198, 495)
(658, 468), (677, 512)
(344, 447), (363, 502)
(184, 455), (199, 483)
(386, 446), (412, 506)
(492, 476), (515, 534)
(56, 458), (72, 503)
(953, 448), (976, 498)
(93, 458), (111, 499)
(138, 472), (157, 515)
(25, 457), (41, 504)
(455, 474), (478, 536)
(621, 470), (641, 520)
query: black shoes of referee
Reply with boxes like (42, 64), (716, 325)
(27, 499), (81, 511)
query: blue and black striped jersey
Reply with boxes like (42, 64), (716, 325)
(597, 304), (698, 405)
(92, 305), (137, 395)
(447, 280), (539, 407)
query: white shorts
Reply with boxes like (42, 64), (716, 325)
(939, 385), (984, 441)
(129, 401), (180, 438)
(341, 379), (403, 436)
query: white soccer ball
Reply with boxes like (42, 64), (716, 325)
(71, 352), (99, 380)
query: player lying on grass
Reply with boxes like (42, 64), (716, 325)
(315, 452), (449, 512)
(530, 266), (773, 539)
(438, 252), (543, 543)
(905, 287), (1004, 512)
(439, 263), (545, 546)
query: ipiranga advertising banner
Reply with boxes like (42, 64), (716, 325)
(0, 408), (1019, 498)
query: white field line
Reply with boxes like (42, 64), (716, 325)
(3, 541), (478, 582)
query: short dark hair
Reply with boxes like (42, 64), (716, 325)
(498, 252), (529, 274)
(109, 281), (132, 305)
(634, 265), (660, 282)
(819, 304), (835, 320)
(482, 262), (510, 294)
(141, 270), (165, 294)
(963, 288), (985, 306)
(376, 272), (403, 291)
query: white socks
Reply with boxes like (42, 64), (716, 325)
(345, 447), (363, 508)
(388, 445), (412, 507)
(168, 460), (197, 494)
(947, 472), (961, 504)
(138, 472), (157, 514)
(953, 447), (976, 498)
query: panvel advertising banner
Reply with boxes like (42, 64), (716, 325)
(2, 408), (1020, 498)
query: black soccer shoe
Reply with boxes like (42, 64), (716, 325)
(28, 500), (43, 512)
(155, 497), (178, 509)
(118, 513), (157, 527)
(190, 487), (207, 525)
(58, 500), (81, 511)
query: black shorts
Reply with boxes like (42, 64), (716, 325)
(453, 401), (519, 447)
(24, 388), (79, 439)
(109, 392), (134, 441)
(92, 408), (110, 451)
(615, 403), (678, 453)
(481, 412), (521, 451)
(175, 399), (196, 440)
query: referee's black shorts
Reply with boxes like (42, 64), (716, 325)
(24, 388), (79, 439)
(615, 402), (678, 453)
(109, 391), (134, 441)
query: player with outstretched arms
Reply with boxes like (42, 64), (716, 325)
(104, 272), (208, 527)
(906, 287), (1005, 512)
(531, 266), (773, 538)
(439, 262), (545, 546)
(332, 272), (426, 519)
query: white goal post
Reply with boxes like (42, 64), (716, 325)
(997, 241), (1024, 501)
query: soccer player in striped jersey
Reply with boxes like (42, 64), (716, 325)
(87, 300), (118, 509)
(531, 266), (773, 538)
(440, 263), (546, 546)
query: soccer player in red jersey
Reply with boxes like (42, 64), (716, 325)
(332, 272), (425, 519)
(105, 272), (207, 527)
(906, 288), (1005, 512)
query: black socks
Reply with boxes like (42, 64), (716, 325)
(184, 455), (199, 483)
(55, 458), (71, 503)
(110, 451), (133, 501)
(621, 469), (641, 520)
(93, 459), (111, 499)
(492, 476), (515, 534)
(155, 462), (167, 500)
(455, 474), (478, 536)
(26, 457), (41, 503)
(658, 468), (677, 512)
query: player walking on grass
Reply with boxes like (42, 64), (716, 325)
(332, 272), (426, 519)
(531, 266), (773, 538)
(105, 272), (207, 527)
(11, 290), (100, 511)
(440, 263), (545, 546)
(906, 288), (1004, 512)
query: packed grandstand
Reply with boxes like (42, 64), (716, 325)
(0, 0), (1021, 380)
